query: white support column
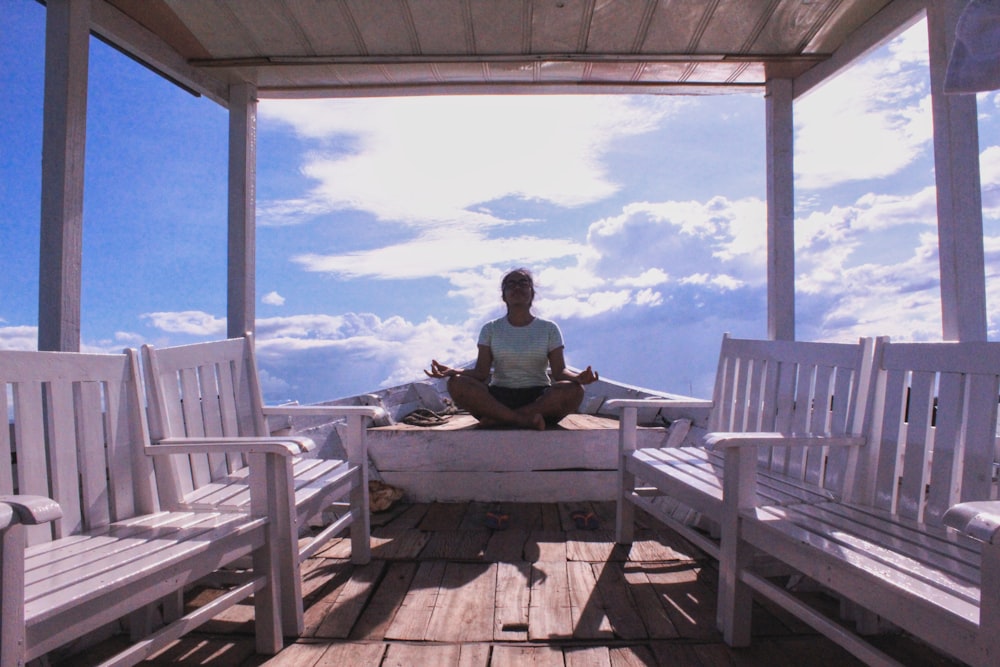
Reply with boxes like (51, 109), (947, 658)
(228, 83), (258, 340)
(38, 0), (89, 352)
(927, 1), (987, 342)
(766, 78), (795, 341)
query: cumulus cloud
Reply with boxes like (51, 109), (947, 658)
(294, 229), (588, 280)
(259, 95), (678, 231)
(0, 325), (38, 351)
(587, 196), (768, 286)
(796, 21), (932, 189)
(141, 311), (226, 336)
(262, 291), (286, 306)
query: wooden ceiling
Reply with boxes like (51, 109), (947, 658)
(92, 0), (920, 103)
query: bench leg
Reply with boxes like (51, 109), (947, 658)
(347, 415), (372, 565)
(718, 447), (755, 646)
(616, 407), (638, 545)
(978, 541), (1000, 665)
(1, 522), (27, 667)
(275, 458), (305, 637)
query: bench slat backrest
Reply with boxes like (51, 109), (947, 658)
(0, 349), (155, 545)
(142, 335), (268, 506)
(709, 335), (873, 495)
(856, 341), (1000, 526)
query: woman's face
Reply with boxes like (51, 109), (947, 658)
(501, 271), (534, 305)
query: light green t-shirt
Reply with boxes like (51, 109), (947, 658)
(478, 317), (564, 388)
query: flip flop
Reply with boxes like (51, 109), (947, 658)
(485, 510), (510, 530)
(571, 510), (600, 530)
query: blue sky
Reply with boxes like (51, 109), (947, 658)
(4, 2), (1000, 404)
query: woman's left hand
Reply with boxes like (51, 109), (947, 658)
(575, 366), (599, 385)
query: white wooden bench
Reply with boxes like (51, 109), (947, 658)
(141, 334), (383, 636)
(0, 349), (284, 666)
(718, 340), (1000, 667)
(610, 334), (874, 561)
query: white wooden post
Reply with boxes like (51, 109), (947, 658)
(766, 78), (795, 342)
(228, 83), (258, 340)
(615, 406), (637, 544)
(927, 0), (987, 343)
(38, 0), (90, 352)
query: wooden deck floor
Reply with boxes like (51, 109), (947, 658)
(72, 502), (962, 667)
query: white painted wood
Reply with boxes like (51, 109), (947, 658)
(142, 334), (383, 636)
(38, 0), (89, 353)
(379, 470), (617, 503)
(611, 335), (873, 640)
(927, 0), (988, 342)
(720, 340), (1000, 667)
(793, 0), (926, 100)
(766, 78), (795, 341)
(0, 349), (285, 665)
(227, 83), (258, 340)
(88, 0), (229, 105)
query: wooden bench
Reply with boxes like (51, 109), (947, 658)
(141, 334), (383, 636)
(718, 340), (1000, 667)
(0, 349), (284, 666)
(610, 334), (874, 561)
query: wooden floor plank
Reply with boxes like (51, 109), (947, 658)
(383, 560), (447, 640)
(643, 562), (720, 640)
(621, 564), (680, 639)
(420, 529), (490, 560)
(492, 645), (565, 667)
(424, 562), (497, 641)
(608, 644), (658, 667)
(255, 640), (329, 666)
(312, 641), (385, 666)
(349, 561), (417, 640)
(301, 562), (356, 637)
(383, 642), (461, 666)
(419, 502), (468, 530)
(525, 530), (568, 562)
(369, 527), (431, 560)
(566, 560), (613, 639)
(566, 530), (624, 562)
(565, 645), (613, 667)
(590, 561), (647, 640)
(495, 561), (532, 641)
(483, 527), (529, 562)
(458, 643), (492, 667)
(313, 561), (386, 638)
(529, 560), (573, 639)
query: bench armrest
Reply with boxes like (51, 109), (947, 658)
(704, 432), (866, 450)
(943, 501), (1000, 544)
(146, 436), (313, 457)
(261, 405), (385, 420)
(606, 398), (714, 411)
(0, 494), (63, 525)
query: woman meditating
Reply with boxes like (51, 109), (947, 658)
(425, 268), (599, 430)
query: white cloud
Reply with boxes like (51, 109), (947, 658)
(796, 21), (932, 189)
(294, 229), (588, 280)
(259, 96), (678, 232)
(262, 291), (286, 306)
(141, 311), (226, 336)
(0, 325), (37, 351)
(587, 196), (768, 286)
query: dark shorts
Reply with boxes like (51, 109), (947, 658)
(489, 385), (548, 410)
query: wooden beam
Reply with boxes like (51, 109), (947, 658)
(227, 83), (257, 340)
(38, 0), (90, 352)
(794, 0), (925, 100)
(89, 0), (229, 106)
(766, 78), (795, 341)
(927, 1), (987, 342)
